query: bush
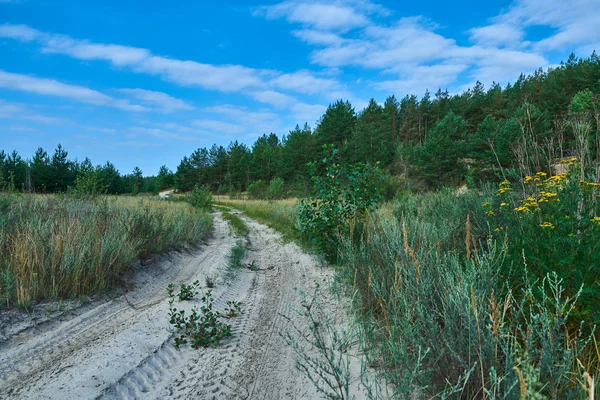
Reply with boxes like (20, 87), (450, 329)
(298, 146), (384, 261)
(268, 177), (285, 200)
(189, 185), (212, 209)
(247, 180), (268, 200)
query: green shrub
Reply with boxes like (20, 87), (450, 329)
(247, 180), (268, 200)
(298, 146), (385, 260)
(189, 185), (212, 209)
(268, 178), (285, 200)
(168, 288), (231, 349)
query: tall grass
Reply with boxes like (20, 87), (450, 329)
(0, 194), (212, 308)
(337, 188), (599, 398)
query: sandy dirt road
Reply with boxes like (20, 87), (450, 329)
(0, 212), (367, 399)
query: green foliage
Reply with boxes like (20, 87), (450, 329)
(337, 196), (597, 398)
(569, 88), (595, 114)
(229, 239), (245, 270)
(298, 146), (385, 260)
(168, 288), (232, 349)
(487, 163), (600, 324)
(268, 177), (285, 200)
(157, 165), (174, 191)
(189, 185), (212, 209)
(69, 164), (108, 199)
(412, 111), (470, 187)
(221, 300), (243, 318)
(169, 281), (201, 301)
(247, 180), (268, 200)
(221, 211), (249, 236)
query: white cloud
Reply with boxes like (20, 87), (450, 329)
(250, 90), (297, 108)
(117, 88), (193, 112)
(269, 70), (339, 94)
(192, 119), (246, 134)
(292, 29), (343, 46)
(471, 0), (600, 53)
(258, 2), (368, 31)
(469, 23), (524, 48)
(0, 70), (147, 111)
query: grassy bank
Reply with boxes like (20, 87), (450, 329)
(0, 194), (212, 308)
(338, 177), (600, 398)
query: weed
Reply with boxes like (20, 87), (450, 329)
(221, 211), (249, 236)
(245, 260), (258, 271)
(221, 300), (243, 318)
(281, 286), (353, 400)
(229, 240), (245, 270)
(167, 288), (231, 349)
(204, 276), (215, 288)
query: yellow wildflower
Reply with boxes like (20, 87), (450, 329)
(514, 206), (529, 213)
(500, 202), (508, 207)
(559, 157), (579, 164)
(494, 227), (504, 232)
(539, 191), (557, 198)
(482, 202), (491, 207)
(524, 175), (533, 184)
(546, 174), (567, 183)
(592, 217), (600, 226)
(485, 211), (495, 216)
(540, 222), (555, 229)
(497, 187), (512, 195)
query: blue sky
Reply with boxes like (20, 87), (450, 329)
(1, 0), (598, 175)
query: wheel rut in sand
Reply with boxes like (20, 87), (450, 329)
(0, 212), (366, 400)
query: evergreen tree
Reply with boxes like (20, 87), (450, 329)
(315, 100), (356, 148)
(30, 147), (51, 192)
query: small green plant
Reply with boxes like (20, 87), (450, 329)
(281, 286), (353, 400)
(167, 281), (201, 301)
(168, 288), (232, 349)
(229, 240), (245, 270)
(204, 276), (215, 288)
(246, 260), (258, 271)
(221, 300), (243, 318)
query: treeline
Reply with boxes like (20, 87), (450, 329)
(177, 52), (600, 192)
(2, 52), (599, 195)
(0, 145), (175, 195)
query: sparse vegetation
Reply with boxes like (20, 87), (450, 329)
(168, 287), (232, 349)
(169, 281), (201, 301)
(221, 211), (249, 236)
(228, 239), (246, 270)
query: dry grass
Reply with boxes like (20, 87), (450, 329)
(0, 194), (212, 308)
